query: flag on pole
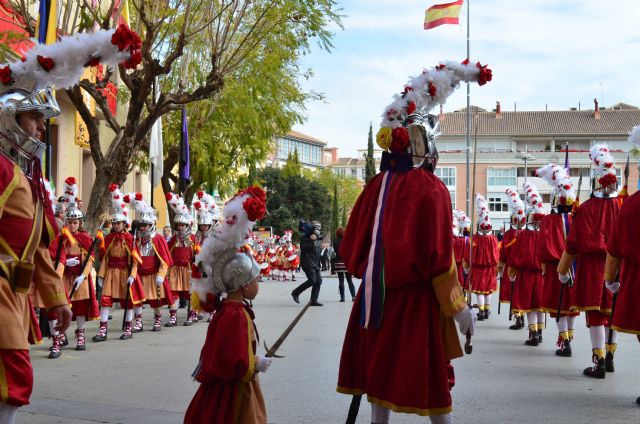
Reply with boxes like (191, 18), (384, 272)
(149, 80), (163, 188)
(113, 0), (130, 26)
(179, 107), (190, 195)
(36, 0), (58, 44)
(424, 0), (463, 30)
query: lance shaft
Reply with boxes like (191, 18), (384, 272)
(264, 301), (311, 357)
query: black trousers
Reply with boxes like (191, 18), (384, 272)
(337, 272), (356, 299)
(292, 267), (322, 302)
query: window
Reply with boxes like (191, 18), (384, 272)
(448, 191), (456, 209)
(488, 194), (509, 212)
(488, 168), (517, 186)
(360, 168), (366, 180)
(435, 167), (456, 187)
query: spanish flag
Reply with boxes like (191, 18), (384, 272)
(424, 0), (463, 30)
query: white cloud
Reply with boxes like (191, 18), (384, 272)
(294, 0), (640, 157)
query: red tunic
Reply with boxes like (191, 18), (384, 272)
(537, 213), (577, 315)
(498, 228), (517, 303)
(510, 229), (543, 313)
(137, 234), (174, 307)
(565, 197), (619, 312)
(62, 231), (99, 320)
(337, 166), (464, 416)
(184, 301), (266, 424)
(464, 234), (498, 294)
(453, 236), (466, 286)
(607, 192), (640, 334)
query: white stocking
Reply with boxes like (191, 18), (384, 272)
(124, 309), (133, 322)
(134, 306), (143, 315)
(100, 306), (110, 322)
(48, 319), (59, 336)
(0, 403), (18, 424)
(371, 403), (390, 423)
(485, 293), (492, 306)
(526, 312), (538, 327)
(589, 325), (605, 350)
(537, 311), (545, 327)
(76, 316), (86, 330)
(476, 294), (485, 307)
(171, 299), (179, 311)
(430, 413), (453, 424)
(607, 329), (618, 344)
(556, 316), (568, 333)
(567, 315), (577, 331)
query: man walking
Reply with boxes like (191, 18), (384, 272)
(291, 221), (323, 306)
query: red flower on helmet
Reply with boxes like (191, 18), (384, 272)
(0, 65), (14, 86)
(406, 101), (416, 115)
(461, 58), (470, 65)
(165, 192), (174, 201)
(427, 82), (437, 97)
(197, 191), (205, 198)
(65, 177), (76, 185)
(111, 25), (142, 69)
(598, 173), (617, 188)
(239, 186), (267, 204)
(436, 64), (446, 70)
(109, 183), (118, 192)
(243, 197), (266, 222)
(37, 55), (55, 72)
(123, 194), (131, 203)
(194, 201), (202, 210)
(135, 192), (143, 201)
(390, 127), (410, 154)
(476, 62), (492, 86)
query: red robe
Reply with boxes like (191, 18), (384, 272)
(453, 235), (466, 287)
(184, 301), (266, 424)
(337, 164), (465, 416)
(565, 197), (618, 312)
(537, 213), (578, 315)
(498, 228), (517, 303)
(510, 229), (543, 313)
(464, 234), (498, 294)
(99, 231), (145, 306)
(60, 231), (99, 320)
(607, 192), (640, 334)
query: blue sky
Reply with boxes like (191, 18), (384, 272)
(293, 0), (640, 156)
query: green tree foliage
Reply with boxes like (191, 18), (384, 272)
(281, 150), (302, 178)
(341, 202), (347, 228)
(365, 122), (377, 183)
(331, 181), (339, 236)
(257, 167), (330, 239)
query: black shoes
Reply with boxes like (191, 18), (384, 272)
(477, 311), (485, 321)
(309, 301), (323, 306)
(605, 352), (615, 373)
(291, 292), (300, 304)
(555, 339), (572, 357)
(537, 329), (543, 343)
(525, 330), (539, 346)
(339, 297), (345, 302)
(583, 356), (606, 379)
(509, 316), (524, 330)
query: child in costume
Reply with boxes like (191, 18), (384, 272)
(185, 186), (270, 424)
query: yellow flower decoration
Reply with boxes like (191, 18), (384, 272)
(376, 127), (392, 151)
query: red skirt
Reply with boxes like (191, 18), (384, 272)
(612, 259), (640, 334)
(455, 260), (464, 288)
(541, 264), (578, 315)
(499, 266), (511, 303)
(571, 252), (612, 313)
(511, 269), (543, 313)
(0, 349), (33, 406)
(337, 283), (453, 416)
(469, 265), (497, 294)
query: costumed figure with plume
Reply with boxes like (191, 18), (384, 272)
(280, 230), (299, 281)
(166, 192), (199, 326)
(463, 195), (499, 321)
(452, 210), (470, 291)
(535, 164), (580, 357)
(497, 188), (526, 330)
(267, 237), (279, 280)
(0, 23), (141, 420)
(184, 186), (269, 424)
(508, 181), (546, 346)
(46, 177), (99, 358)
(192, 191), (218, 322)
(604, 125), (640, 405)
(126, 193), (173, 333)
(336, 58), (491, 423)
(94, 184), (145, 343)
(557, 144), (620, 378)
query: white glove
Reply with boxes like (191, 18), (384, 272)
(463, 267), (469, 276)
(509, 276), (516, 283)
(256, 355), (272, 373)
(155, 276), (164, 287)
(558, 273), (571, 284)
(127, 276), (135, 286)
(454, 307), (477, 336)
(65, 257), (80, 267)
(73, 275), (86, 288)
(605, 281), (620, 294)
(97, 277), (104, 288)
(496, 272), (502, 280)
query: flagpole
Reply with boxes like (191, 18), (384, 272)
(465, 0), (471, 217)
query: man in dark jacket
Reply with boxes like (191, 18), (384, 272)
(291, 221), (323, 306)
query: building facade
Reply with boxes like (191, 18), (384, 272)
(437, 101), (640, 231)
(268, 130), (327, 170)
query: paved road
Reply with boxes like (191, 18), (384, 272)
(19, 274), (640, 423)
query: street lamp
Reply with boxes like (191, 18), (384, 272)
(515, 146), (536, 183)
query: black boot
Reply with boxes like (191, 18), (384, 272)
(310, 282), (322, 306)
(484, 308), (490, 320)
(537, 329), (543, 343)
(525, 329), (539, 346)
(583, 354), (606, 379)
(291, 291), (300, 304)
(605, 351), (615, 373)
(477, 309), (485, 321)
(555, 338), (572, 357)
(509, 315), (523, 330)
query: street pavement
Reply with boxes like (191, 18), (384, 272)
(19, 273), (640, 423)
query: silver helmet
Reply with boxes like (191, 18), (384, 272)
(213, 248), (260, 294)
(405, 112), (441, 170)
(0, 87), (60, 163)
(110, 212), (128, 224)
(65, 205), (84, 221)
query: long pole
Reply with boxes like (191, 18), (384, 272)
(465, 0), (471, 216)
